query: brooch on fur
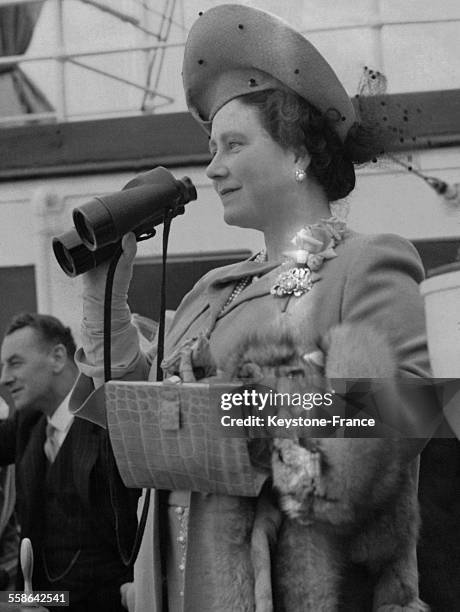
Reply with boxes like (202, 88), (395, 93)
(270, 216), (347, 297)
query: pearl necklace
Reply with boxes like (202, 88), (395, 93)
(220, 250), (267, 313)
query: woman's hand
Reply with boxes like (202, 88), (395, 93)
(77, 231), (149, 384)
(82, 233), (138, 301)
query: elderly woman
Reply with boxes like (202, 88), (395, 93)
(75, 5), (431, 611)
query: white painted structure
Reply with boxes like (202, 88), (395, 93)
(0, 0), (459, 340)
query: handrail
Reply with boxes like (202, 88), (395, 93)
(0, 41), (186, 66)
(0, 0), (185, 123)
(1, 0), (459, 125)
(66, 57), (174, 101)
(301, 16), (460, 34)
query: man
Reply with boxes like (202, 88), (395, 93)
(0, 313), (139, 612)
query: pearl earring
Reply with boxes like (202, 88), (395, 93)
(295, 168), (306, 182)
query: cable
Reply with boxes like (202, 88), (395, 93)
(102, 244), (153, 570)
(156, 209), (173, 381)
(78, 0), (166, 38)
(388, 154), (460, 204)
(141, 0), (176, 109)
(103, 246), (122, 383)
(103, 244), (151, 569)
(132, 0), (185, 31)
(101, 212), (174, 577)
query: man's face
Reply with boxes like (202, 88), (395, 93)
(0, 327), (56, 411)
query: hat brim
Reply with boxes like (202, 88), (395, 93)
(182, 4), (356, 142)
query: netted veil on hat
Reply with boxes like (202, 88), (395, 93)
(182, 4), (356, 142)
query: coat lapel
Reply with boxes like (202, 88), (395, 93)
(211, 260), (323, 321)
(164, 259), (277, 353)
(206, 259), (279, 327)
(66, 417), (100, 508)
(164, 256), (323, 356)
(216, 264), (281, 315)
(163, 301), (210, 358)
(17, 416), (47, 538)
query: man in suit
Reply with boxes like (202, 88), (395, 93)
(0, 313), (139, 612)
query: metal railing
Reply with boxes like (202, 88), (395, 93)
(1, 0), (459, 125)
(0, 0), (185, 123)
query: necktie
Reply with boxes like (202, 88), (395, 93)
(44, 423), (60, 463)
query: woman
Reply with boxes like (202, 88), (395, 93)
(75, 5), (431, 611)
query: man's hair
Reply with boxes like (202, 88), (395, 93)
(5, 313), (76, 359)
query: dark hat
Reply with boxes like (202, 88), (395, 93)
(183, 4), (356, 142)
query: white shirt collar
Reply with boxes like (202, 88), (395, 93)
(47, 393), (74, 434)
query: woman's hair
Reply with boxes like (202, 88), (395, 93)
(238, 89), (383, 201)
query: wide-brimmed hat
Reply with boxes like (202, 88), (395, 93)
(182, 4), (356, 142)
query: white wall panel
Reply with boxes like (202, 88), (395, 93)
(382, 22), (460, 93)
(380, 0), (460, 22)
(0, 199), (37, 266)
(301, 0), (376, 28)
(306, 28), (380, 95)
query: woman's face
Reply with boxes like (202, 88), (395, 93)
(206, 97), (299, 230)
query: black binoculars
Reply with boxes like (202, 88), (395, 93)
(52, 167), (197, 277)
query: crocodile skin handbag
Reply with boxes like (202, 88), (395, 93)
(105, 380), (267, 496)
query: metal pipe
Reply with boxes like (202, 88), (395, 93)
(55, 0), (67, 121)
(67, 58), (174, 101)
(0, 41), (186, 66)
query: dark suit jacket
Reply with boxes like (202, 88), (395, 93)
(0, 407), (140, 587)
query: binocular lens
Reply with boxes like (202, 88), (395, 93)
(52, 229), (121, 278)
(53, 168), (198, 276)
(52, 236), (77, 277)
(74, 209), (100, 251)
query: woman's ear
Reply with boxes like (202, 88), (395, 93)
(293, 149), (311, 183)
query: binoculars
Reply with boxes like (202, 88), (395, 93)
(52, 167), (197, 277)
